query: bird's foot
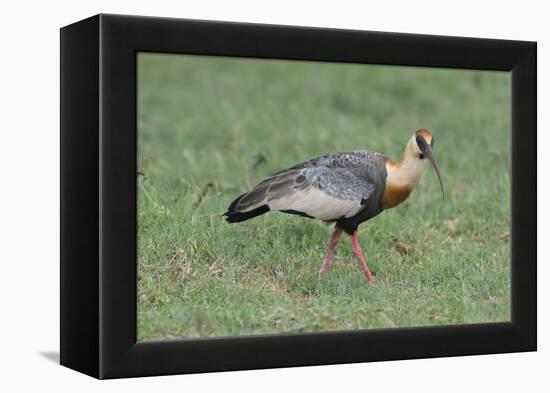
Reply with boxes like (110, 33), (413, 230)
(362, 267), (375, 284)
(318, 260), (332, 276)
(365, 273), (376, 284)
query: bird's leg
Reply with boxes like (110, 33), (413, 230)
(319, 227), (343, 276)
(351, 230), (375, 283)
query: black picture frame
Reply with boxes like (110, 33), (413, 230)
(60, 14), (536, 379)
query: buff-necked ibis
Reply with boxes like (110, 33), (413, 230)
(223, 129), (444, 283)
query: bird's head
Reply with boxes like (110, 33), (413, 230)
(411, 129), (445, 200)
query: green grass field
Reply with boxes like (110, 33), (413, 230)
(137, 53), (511, 341)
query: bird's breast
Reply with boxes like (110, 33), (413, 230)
(381, 183), (413, 209)
(381, 159), (418, 209)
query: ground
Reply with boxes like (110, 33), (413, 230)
(137, 53), (511, 340)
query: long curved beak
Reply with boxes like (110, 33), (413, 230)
(424, 145), (445, 201)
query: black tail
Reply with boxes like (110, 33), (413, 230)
(222, 193), (270, 223)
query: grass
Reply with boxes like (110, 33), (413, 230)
(137, 53), (511, 341)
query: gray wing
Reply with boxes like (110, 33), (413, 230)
(270, 150), (388, 189)
(233, 166), (376, 221)
(279, 150), (386, 175)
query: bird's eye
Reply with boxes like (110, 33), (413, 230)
(419, 153), (425, 159)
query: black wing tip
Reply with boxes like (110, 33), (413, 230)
(221, 210), (234, 222)
(223, 192), (270, 223)
(221, 210), (236, 223)
(222, 205), (270, 223)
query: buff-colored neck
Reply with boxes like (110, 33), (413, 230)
(385, 135), (428, 189)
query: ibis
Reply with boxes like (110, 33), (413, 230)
(223, 129), (444, 283)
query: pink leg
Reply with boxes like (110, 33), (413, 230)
(319, 227), (343, 275)
(351, 230), (375, 283)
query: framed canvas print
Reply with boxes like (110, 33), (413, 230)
(60, 14), (536, 379)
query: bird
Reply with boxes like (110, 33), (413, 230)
(223, 129), (444, 283)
